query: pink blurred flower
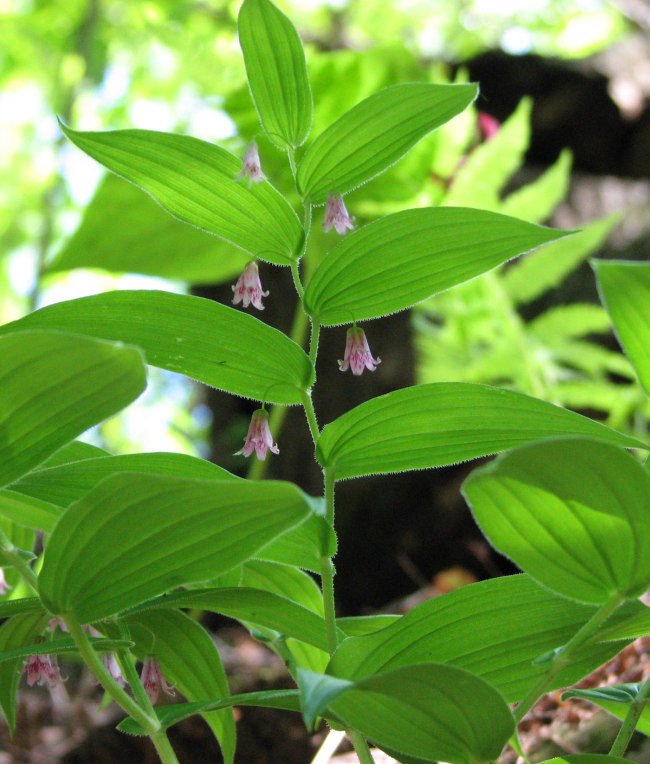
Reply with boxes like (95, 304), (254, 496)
(0, 568), (11, 596)
(323, 194), (355, 235)
(23, 654), (62, 687)
(338, 326), (381, 376)
(236, 143), (267, 186)
(140, 657), (174, 704)
(232, 261), (269, 310)
(101, 653), (126, 687)
(478, 112), (500, 141)
(235, 409), (279, 461)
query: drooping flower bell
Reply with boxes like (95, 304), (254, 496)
(235, 408), (279, 461)
(232, 261), (269, 310)
(236, 142), (267, 187)
(23, 654), (62, 687)
(0, 567), (11, 596)
(101, 653), (126, 687)
(140, 656), (174, 704)
(477, 112), (500, 141)
(338, 326), (381, 376)
(323, 194), (355, 235)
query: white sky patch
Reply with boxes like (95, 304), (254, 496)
(129, 99), (175, 131)
(501, 26), (534, 54)
(99, 62), (131, 106)
(60, 144), (103, 205)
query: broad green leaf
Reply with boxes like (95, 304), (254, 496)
(297, 83), (478, 205)
(337, 615), (400, 637)
(0, 330), (146, 488)
(11, 452), (237, 510)
(444, 97), (532, 210)
(38, 441), (109, 468)
(594, 260), (650, 396)
(39, 474), (312, 622)
(118, 689), (302, 735)
(0, 490), (60, 532)
(0, 598), (43, 620)
(255, 512), (336, 571)
(127, 587), (335, 652)
(503, 214), (620, 304)
(238, 0), (312, 149)
(529, 303), (611, 342)
(463, 439), (650, 604)
(304, 208), (569, 325)
(60, 125), (303, 265)
(316, 383), (646, 480)
(563, 685), (640, 704)
(48, 174), (248, 284)
(0, 291), (314, 405)
(0, 612), (49, 731)
(127, 609), (235, 764)
(300, 664), (514, 764)
(501, 149), (572, 223)
(327, 574), (635, 703)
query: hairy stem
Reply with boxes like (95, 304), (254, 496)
(348, 730), (377, 764)
(309, 320), (320, 366)
(301, 389), (320, 445)
(513, 592), (625, 723)
(609, 677), (650, 757)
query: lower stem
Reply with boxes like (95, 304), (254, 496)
(150, 728), (181, 764)
(348, 730), (377, 764)
(609, 677), (650, 757)
(514, 593), (625, 723)
(321, 470), (338, 655)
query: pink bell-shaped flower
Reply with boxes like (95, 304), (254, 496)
(236, 142), (267, 187)
(23, 654), (62, 687)
(323, 194), (355, 235)
(101, 653), (126, 687)
(235, 408), (279, 461)
(338, 326), (381, 376)
(140, 656), (174, 704)
(0, 568), (11, 596)
(232, 261), (269, 310)
(478, 112), (500, 141)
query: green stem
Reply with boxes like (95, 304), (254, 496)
(514, 592), (625, 723)
(291, 260), (305, 300)
(609, 677), (650, 757)
(117, 649), (160, 720)
(320, 469), (338, 655)
(65, 615), (162, 739)
(309, 321), (320, 366)
(301, 390), (320, 446)
(288, 148), (298, 182)
(348, 730), (377, 764)
(150, 729), (181, 764)
(0, 532), (38, 591)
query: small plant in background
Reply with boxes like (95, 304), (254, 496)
(0, 2), (649, 763)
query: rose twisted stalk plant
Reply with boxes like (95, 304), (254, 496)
(0, 2), (649, 764)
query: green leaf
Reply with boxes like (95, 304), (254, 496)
(316, 383), (646, 480)
(297, 83), (478, 205)
(534, 758), (633, 764)
(503, 214), (620, 304)
(327, 574), (636, 703)
(38, 474), (312, 622)
(444, 97), (532, 210)
(126, 609), (235, 764)
(11, 452), (237, 510)
(529, 303), (611, 342)
(0, 612), (49, 731)
(594, 260), (650, 396)
(501, 149), (572, 223)
(47, 174), (249, 284)
(0, 291), (314, 405)
(238, 0), (312, 149)
(301, 664), (514, 764)
(60, 124), (303, 265)
(117, 689), (301, 735)
(0, 490), (61, 532)
(563, 685), (640, 704)
(255, 512), (336, 571)
(0, 330), (146, 488)
(0, 598), (43, 620)
(304, 208), (569, 325)
(127, 587), (335, 652)
(463, 439), (650, 604)
(38, 440), (109, 468)
(337, 615), (400, 637)
(0, 637), (132, 663)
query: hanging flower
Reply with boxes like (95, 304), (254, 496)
(235, 408), (279, 461)
(477, 112), (500, 141)
(338, 326), (381, 376)
(101, 653), (126, 687)
(236, 142), (267, 186)
(23, 654), (62, 687)
(323, 194), (355, 235)
(0, 568), (11, 596)
(140, 657), (174, 705)
(232, 261), (269, 310)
